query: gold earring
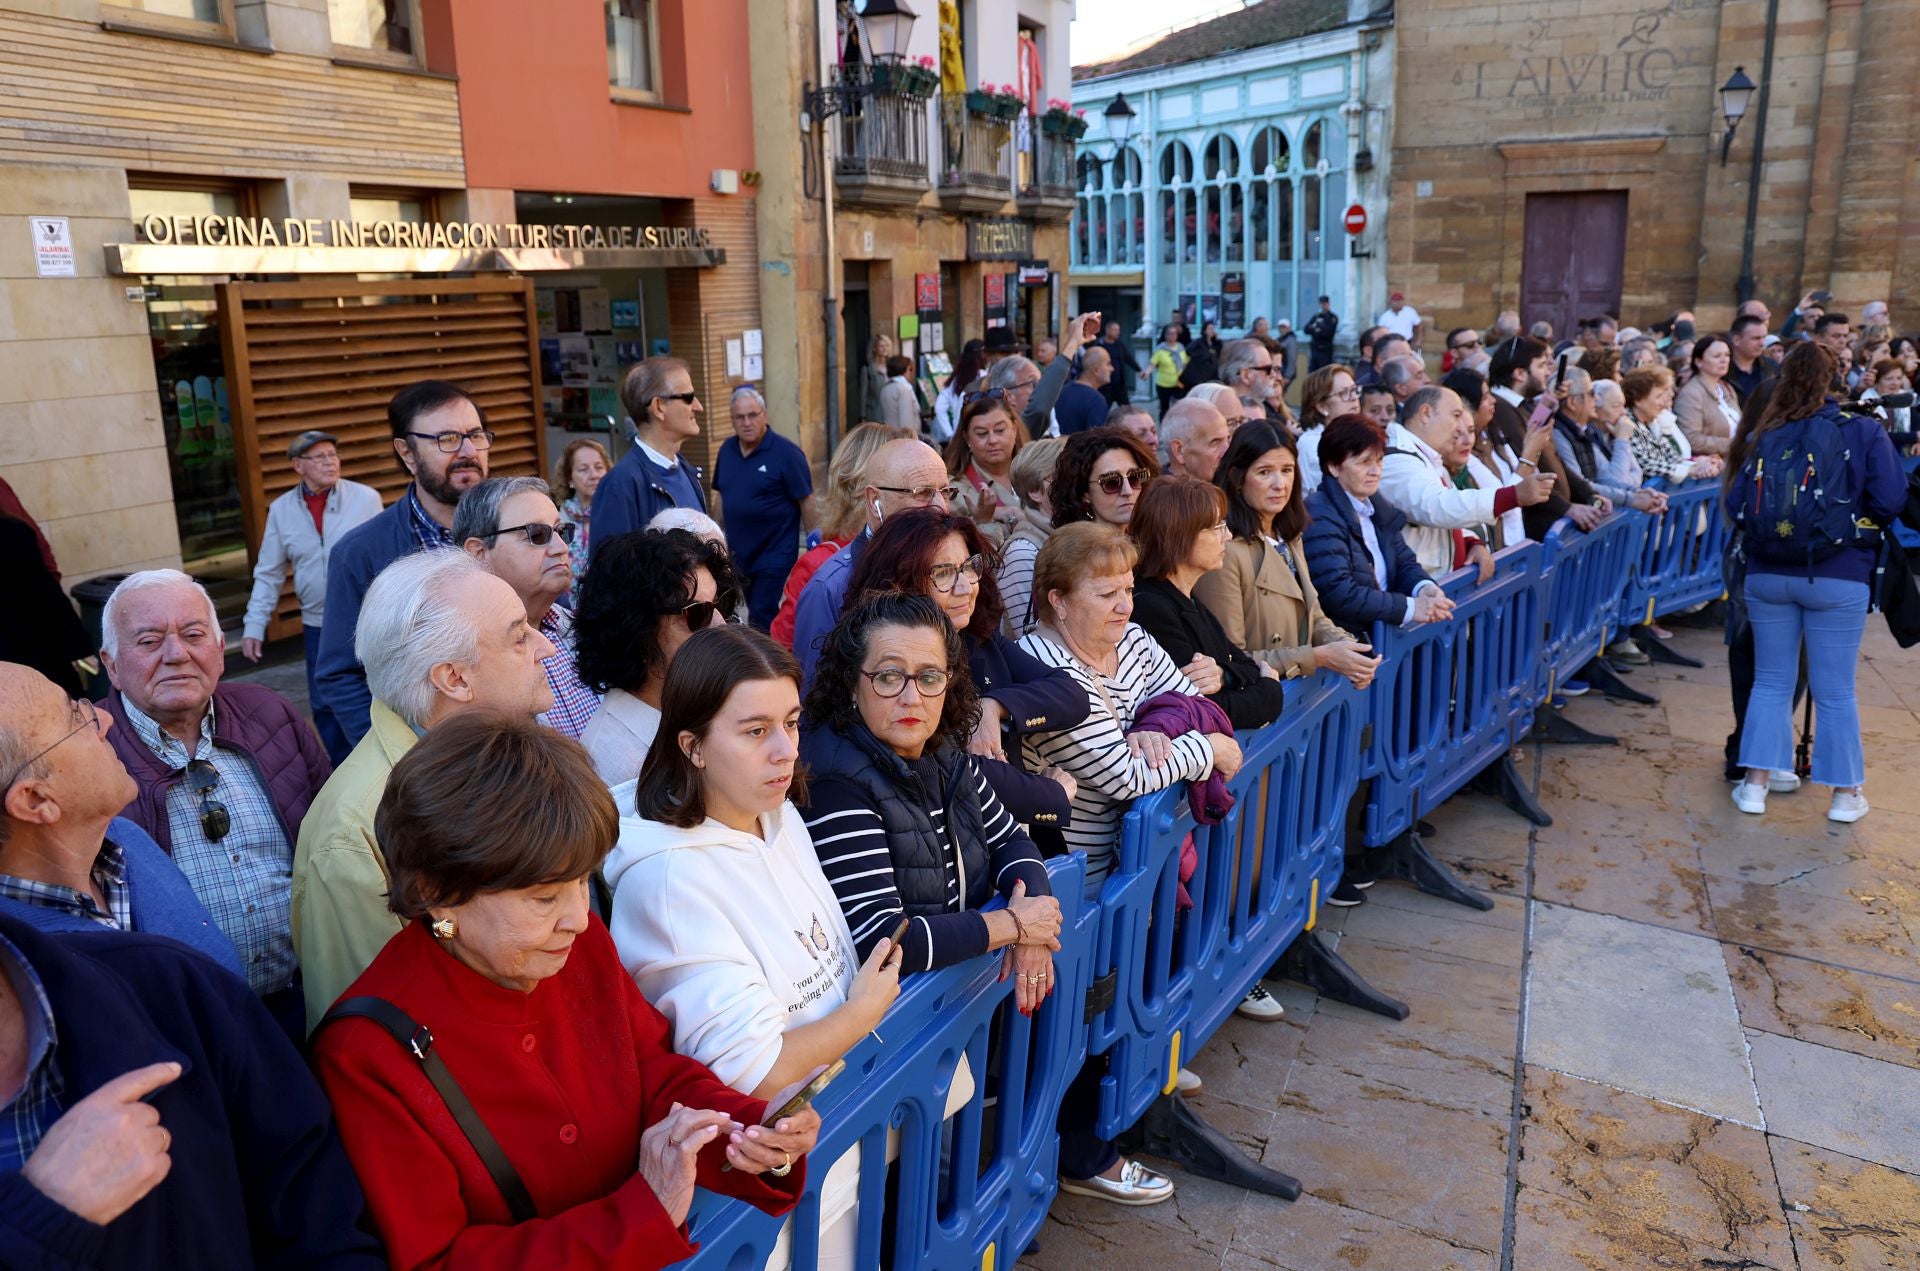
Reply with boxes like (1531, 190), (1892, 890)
(431, 916), (456, 940)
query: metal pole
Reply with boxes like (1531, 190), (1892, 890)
(817, 0), (842, 459)
(1734, 0), (1780, 306)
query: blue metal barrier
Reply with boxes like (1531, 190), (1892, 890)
(679, 852), (1095, 1271)
(1362, 542), (1548, 847)
(1622, 477), (1730, 623)
(1538, 509), (1651, 697)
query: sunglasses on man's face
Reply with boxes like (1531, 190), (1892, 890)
(1094, 467), (1152, 496)
(679, 598), (739, 632)
(650, 391), (701, 407)
(186, 759), (231, 842)
(490, 521), (576, 548)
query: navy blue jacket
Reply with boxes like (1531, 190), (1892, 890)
(967, 632), (1088, 829)
(1302, 484), (1434, 634)
(589, 444), (707, 548)
(0, 918), (382, 1270)
(312, 496), (422, 750)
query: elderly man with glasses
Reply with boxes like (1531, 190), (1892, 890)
(792, 438), (953, 688)
(94, 571), (331, 1040)
(0, 664), (241, 974)
(1219, 338), (1284, 428)
(985, 311), (1099, 438)
(292, 550), (556, 1032)
(456, 476), (600, 738)
(711, 386), (818, 630)
(313, 379), (494, 757)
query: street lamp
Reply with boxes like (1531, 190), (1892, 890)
(1718, 66), (1755, 166)
(1103, 92), (1136, 161)
(856, 0), (917, 64)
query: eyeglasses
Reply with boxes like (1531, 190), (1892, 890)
(929, 554), (989, 593)
(1450, 338), (1484, 352)
(1246, 365), (1277, 376)
(406, 428), (495, 453)
(185, 759), (231, 842)
(1330, 386), (1362, 402)
(1208, 520), (1231, 537)
(3, 698), (99, 789)
(961, 387), (1008, 408)
(488, 520), (576, 548)
(1094, 468), (1152, 496)
(873, 484), (948, 506)
(861, 668), (951, 698)
(648, 391), (701, 407)
(1010, 377), (1042, 392)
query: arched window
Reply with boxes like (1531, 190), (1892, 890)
(1158, 140), (1193, 265)
(1201, 135), (1240, 264)
(1108, 147), (1142, 268)
(1302, 119), (1325, 262)
(1159, 139), (1193, 185)
(1249, 125), (1292, 263)
(1202, 134), (1239, 181)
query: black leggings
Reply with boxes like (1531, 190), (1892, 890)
(1156, 384), (1183, 417)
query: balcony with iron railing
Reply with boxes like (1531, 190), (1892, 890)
(834, 63), (935, 207)
(1016, 127), (1076, 221)
(937, 96), (1013, 214)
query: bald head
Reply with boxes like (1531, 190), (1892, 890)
(1163, 399), (1231, 483)
(1, 662), (137, 849)
(1078, 346), (1111, 387)
(863, 438), (951, 526)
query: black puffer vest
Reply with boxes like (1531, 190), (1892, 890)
(801, 723), (993, 917)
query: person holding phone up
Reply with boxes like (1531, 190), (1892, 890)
(609, 625), (903, 1271)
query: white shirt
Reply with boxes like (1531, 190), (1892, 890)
(579, 688), (660, 787)
(1344, 491), (1431, 626)
(1376, 306), (1422, 343)
(636, 437), (676, 471)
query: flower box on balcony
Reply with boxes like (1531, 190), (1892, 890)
(1040, 111), (1088, 139)
(967, 89), (1022, 121)
(872, 60), (938, 97)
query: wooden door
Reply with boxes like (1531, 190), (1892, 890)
(1520, 192), (1628, 343)
(216, 276), (547, 639)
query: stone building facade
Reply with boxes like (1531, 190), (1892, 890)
(1387, 0), (1920, 337)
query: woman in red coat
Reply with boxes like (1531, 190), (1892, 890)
(312, 714), (818, 1269)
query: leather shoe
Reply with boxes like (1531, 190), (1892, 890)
(1059, 1158), (1176, 1207)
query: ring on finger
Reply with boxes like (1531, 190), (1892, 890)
(770, 1151), (793, 1178)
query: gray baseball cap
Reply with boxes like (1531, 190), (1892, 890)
(288, 430), (338, 459)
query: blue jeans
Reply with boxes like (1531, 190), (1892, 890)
(1739, 573), (1868, 788)
(303, 625), (352, 766)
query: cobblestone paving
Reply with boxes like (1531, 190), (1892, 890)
(1029, 623), (1920, 1270)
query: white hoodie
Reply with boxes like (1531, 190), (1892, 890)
(605, 788), (858, 1093)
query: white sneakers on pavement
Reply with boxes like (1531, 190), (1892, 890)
(1732, 782), (1768, 815)
(1828, 790), (1870, 823)
(1236, 983), (1285, 1021)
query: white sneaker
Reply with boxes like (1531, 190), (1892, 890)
(1767, 771), (1802, 793)
(1732, 782), (1767, 815)
(1175, 1066), (1203, 1095)
(1059, 1157), (1176, 1206)
(1828, 790), (1870, 823)
(1236, 983), (1286, 1022)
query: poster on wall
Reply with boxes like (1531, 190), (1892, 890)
(1174, 294), (1196, 327)
(610, 299), (640, 329)
(1221, 273), (1245, 329)
(580, 288), (613, 334)
(915, 273), (941, 311)
(984, 273), (1006, 312)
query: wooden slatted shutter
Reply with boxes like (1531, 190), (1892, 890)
(216, 277), (548, 640)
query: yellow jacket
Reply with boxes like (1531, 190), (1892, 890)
(290, 699), (418, 1034)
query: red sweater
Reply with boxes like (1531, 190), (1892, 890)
(312, 918), (802, 1269)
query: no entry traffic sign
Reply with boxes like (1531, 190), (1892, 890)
(1344, 204), (1367, 236)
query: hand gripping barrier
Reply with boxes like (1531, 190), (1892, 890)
(1363, 542), (1550, 856)
(678, 852), (1095, 1271)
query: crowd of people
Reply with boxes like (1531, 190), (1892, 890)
(0, 277), (1913, 1266)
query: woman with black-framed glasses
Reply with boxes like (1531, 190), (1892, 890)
(575, 529), (742, 788)
(799, 592), (1060, 991)
(846, 509), (1088, 832)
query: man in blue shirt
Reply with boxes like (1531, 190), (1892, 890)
(1055, 347), (1111, 435)
(313, 380), (493, 755)
(711, 387), (816, 630)
(590, 356), (709, 553)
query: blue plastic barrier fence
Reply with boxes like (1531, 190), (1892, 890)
(1538, 509), (1651, 697)
(1361, 542), (1549, 846)
(1622, 477), (1730, 623)
(679, 852), (1095, 1271)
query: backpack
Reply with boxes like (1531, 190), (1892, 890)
(1728, 406), (1872, 568)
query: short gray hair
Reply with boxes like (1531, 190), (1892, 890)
(452, 476), (552, 544)
(1183, 382), (1239, 413)
(0, 714), (46, 842)
(1011, 437), (1066, 506)
(1593, 379), (1625, 410)
(1217, 339), (1268, 385)
(356, 550), (490, 728)
(647, 508), (726, 547)
(1162, 397), (1223, 445)
(1404, 385), (1448, 421)
(102, 569), (222, 660)
(729, 385), (767, 413)
(1555, 366), (1594, 397)
(988, 356), (1036, 392)
(1380, 356), (1423, 393)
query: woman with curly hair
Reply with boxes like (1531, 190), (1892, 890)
(575, 529), (740, 787)
(847, 508), (1086, 830)
(798, 592), (1061, 993)
(1049, 426), (1158, 529)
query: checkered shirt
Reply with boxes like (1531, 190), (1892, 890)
(537, 605), (602, 739)
(0, 839), (131, 932)
(119, 697), (296, 996)
(404, 485), (457, 550)
(0, 935), (63, 1170)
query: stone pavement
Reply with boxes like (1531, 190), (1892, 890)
(1028, 622), (1920, 1271)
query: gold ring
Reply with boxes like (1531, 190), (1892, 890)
(770, 1152), (793, 1178)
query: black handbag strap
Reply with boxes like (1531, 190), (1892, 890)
(320, 996), (537, 1224)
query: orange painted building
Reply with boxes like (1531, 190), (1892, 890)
(422, 0), (768, 476)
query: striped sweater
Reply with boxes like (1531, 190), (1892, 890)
(1018, 624), (1214, 894)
